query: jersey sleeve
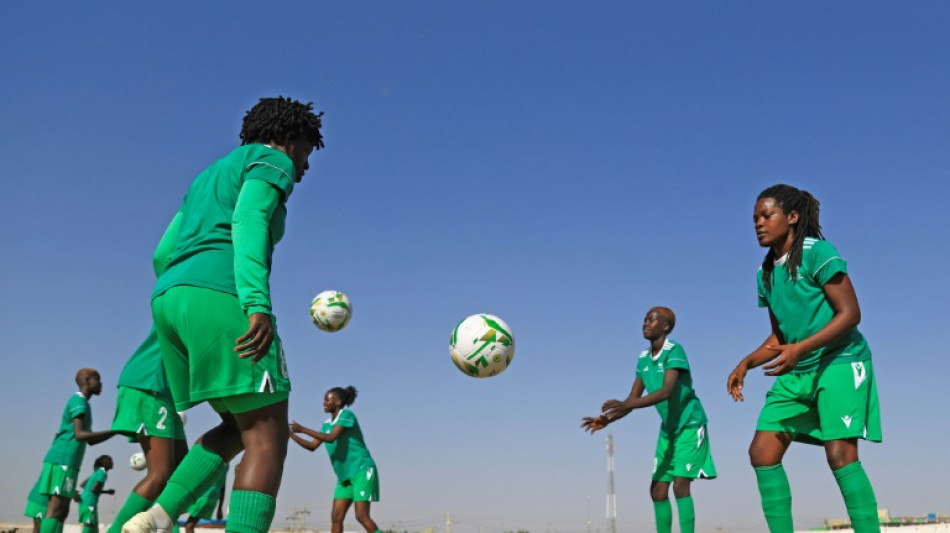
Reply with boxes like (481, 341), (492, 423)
(635, 352), (648, 378)
(665, 343), (690, 371)
(153, 210), (182, 277)
(232, 180), (282, 316)
(245, 149), (296, 200)
(67, 395), (89, 420)
(333, 410), (356, 429)
(807, 240), (848, 286)
(757, 268), (769, 308)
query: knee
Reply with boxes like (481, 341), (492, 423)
(825, 450), (856, 471)
(649, 484), (668, 502)
(672, 479), (691, 499)
(330, 510), (345, 524)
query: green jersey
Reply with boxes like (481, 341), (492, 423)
(153, 144), (297, 316)
(43, 392), (91, 469)
(757, 238), (872, 373)
(117, 210), (181, 395)
(79, 468), (108, 508)
(321, 409), (376, 482)
(636, 340), (708, 436)
(116, 327), (169, 396)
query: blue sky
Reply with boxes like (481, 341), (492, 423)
(2, 2), (948, 532)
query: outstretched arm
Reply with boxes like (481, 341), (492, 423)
(728, 310), (784, 401)
(72, 417), (115, 445)
(290, 420), (346, 443)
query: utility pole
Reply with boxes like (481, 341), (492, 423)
(445, 512), (452, 533)
(606, 434), (617, 533)
(587, 496), (592, 533)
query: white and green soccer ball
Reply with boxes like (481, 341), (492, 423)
(129, 452), (147, 471)
(449, 313), (515, 378)
(310, 291), (352, 332)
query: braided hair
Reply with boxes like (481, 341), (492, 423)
(758, 184), (824, 291)
(239, 96), (325, 149)
(327, 386), (358, 407)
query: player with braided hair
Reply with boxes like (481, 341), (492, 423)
(123, 96), (324, 533)
(727, 184), (882, 533)
(289, 386), (382, 533)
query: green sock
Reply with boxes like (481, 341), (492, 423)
(54, 520), (64, 533)
(755, 464), (794, 533)
(155, 444), (227, 520)
(107, 491), (153, 533)
(676, 496), (695, 533)
(653, 500), (672, 533)
(39, 518), (61, 533)
(226, 490), (276, 533)
(834, 461), (880, 533)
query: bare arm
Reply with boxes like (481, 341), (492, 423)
(290, 420), (346, 443)
(72, 417), (115, 445)
(604, 371), (679, 422)
(289, 431), (322, 452)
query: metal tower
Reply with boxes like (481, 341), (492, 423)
(606, 434), (617, 533)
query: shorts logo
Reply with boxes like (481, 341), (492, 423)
(851, 362), (867, 389)
(696, 426), (706, 449)
(841, 415), (853, 428)
(367, 467), (374, 479)
(259, 371), (275, 393)
(653, 457), (658, 474)
(685, 463), (693, 472)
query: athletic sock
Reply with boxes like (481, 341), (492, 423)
(107, 492), (153, 533)
(653, 500), (672, 533)
(755, 464), (794, 533)
(676, 496), (695, 533)
(39, 518), (61, 533)
(226, 490), (276, 533)
(154, 444), (227, 521)
(834, 461), (880, 533)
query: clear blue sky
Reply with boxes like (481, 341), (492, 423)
(2, 2), (948, 532)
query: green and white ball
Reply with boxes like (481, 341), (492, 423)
(129, 452), (146, 471)
(310, 291), (352, 332)
(449, 313), (515, 378)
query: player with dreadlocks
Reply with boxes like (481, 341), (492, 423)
(727, 184), (882, 533)
(123, 96), (324, 533)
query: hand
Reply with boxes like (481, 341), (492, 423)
(580, 415), (609, 434)
(105, 489), (115, 495)
(762, 343), (806, 376)
(727, 363), (748, 402)
(601, 401), (631, 421)
(289, 420), (304, 434)
(234, 313), (275, 364)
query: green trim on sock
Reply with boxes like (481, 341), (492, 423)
(834, 461), (880, 533)
(653, 499), (673, 533)
(676, 496), (696, 533)
(107, 491), (153, 533)
(226, 490), (276, 533)
(155, 444), (227, 520)
(755, 464), (794, 533)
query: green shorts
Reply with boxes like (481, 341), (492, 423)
(653, 425), (717, 482)
(757, 360), (882, 445)
(112, 386), (186, 441)
(79, 505), (99, 526)
(24, 495), (47, 520)
(333, 465), (380, 502)
(186, 492), (221, 520)
(152, 286), (291, 413)
(38, 463), (79, 498)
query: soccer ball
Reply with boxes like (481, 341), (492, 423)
(129, 452), (146, 471)
(310, 291), (352, 332)
(449, 314), (515, 378)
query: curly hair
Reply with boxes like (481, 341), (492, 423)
(758, 184), (824, 291)
(327, 386), (358, 407)
(239, 96), (324, 149)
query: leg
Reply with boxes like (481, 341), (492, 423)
(33, 518), (41, 533)
(672, 478), (695, 533)
(222, 400), (288, 533)
(352, 502), (378, 533)
(330, 500), (352, 533)
(650, 481), (672, 533)
(751, 431), (794, 533)
(40, 495), (70, 533)
(826, 439), (879, 533)
(184, 516), (200, 533)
